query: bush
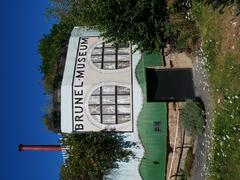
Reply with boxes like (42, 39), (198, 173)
(180, 100), (205, 136)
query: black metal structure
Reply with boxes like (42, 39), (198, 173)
(146, 68), (195, 102)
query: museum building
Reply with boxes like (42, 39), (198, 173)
(61, 27), (134, 133)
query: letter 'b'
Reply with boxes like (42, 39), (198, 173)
(75, 124), (84, 130)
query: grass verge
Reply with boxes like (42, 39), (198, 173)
(191, 1), (240, 179)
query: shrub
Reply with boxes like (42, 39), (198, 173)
(180, 100), (205, 136)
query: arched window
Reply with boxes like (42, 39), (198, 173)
(91, 43), (130, 70)
(88, 85), (131, 124)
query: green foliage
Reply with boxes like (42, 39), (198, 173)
(43, 111), (60, 133)
(48, 0), (174, 52)
(180, 100), (205, 136)
(60, 132), (136, 180)
(38, 21), (73, 94)
(201, 39), (218, 73)
(38, 20), (73, 132)
(202, 39), (217, 63)
(175, 30), (191, 51)
(169, 0), (200, 52)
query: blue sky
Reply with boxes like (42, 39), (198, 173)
(0, 0), (63, 179)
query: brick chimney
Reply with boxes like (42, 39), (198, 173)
(18, 144), (62, 152)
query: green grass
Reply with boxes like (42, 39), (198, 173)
(136, 52), (167, 180)
(191, 1), (240, 179)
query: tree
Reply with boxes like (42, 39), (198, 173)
(43, 111), (61, 133)
(180, 100), (205, 136)
(38, 21), (74, 94)
(47, 0), (174, 52)
(60, 132), (136, 180)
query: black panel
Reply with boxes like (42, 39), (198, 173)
(146, 68), (195, 102)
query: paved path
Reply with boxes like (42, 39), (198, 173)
(190, 55), (213, 180)
(167, 107), (180, 180)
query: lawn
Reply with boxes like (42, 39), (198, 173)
(136, 52), (167, 180)
(191, 1), (240, 179)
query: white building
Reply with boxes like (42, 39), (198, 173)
(61, 27), (144, 179)
(61, 27), (136, 133)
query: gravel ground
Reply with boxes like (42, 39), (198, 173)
(190, 55), (213, 180)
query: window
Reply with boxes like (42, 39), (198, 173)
(88, 85), (131, 124)
(91, 43), (130, 70)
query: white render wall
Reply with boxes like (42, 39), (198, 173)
(105, 49), (144, 180)
(61, 27), (133, 132)
(61, 27), (144, 180)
